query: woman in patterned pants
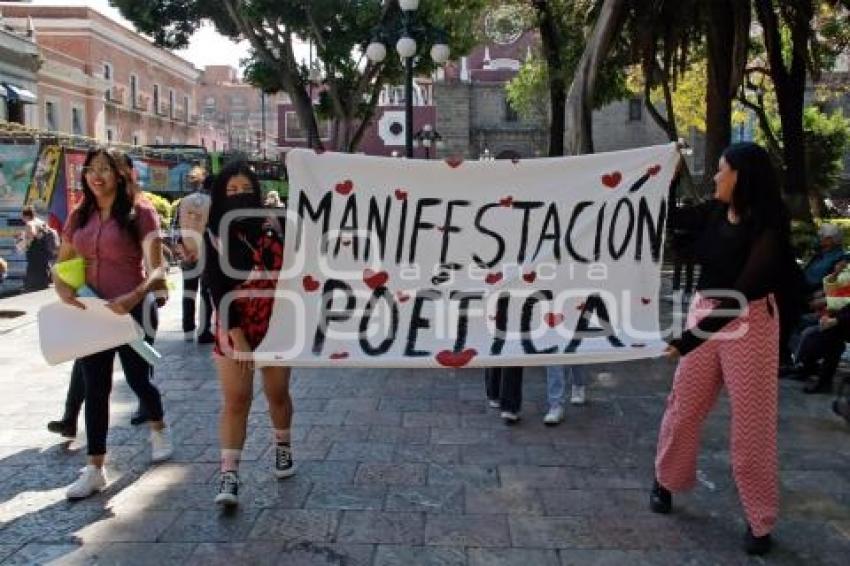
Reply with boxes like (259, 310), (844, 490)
(651, 143), (794, 556)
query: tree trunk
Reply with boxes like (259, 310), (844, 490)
(564, 0), (626, 155)
(754, 0), (812, 221)
(703, 0), (749, 183)
(535, 0), (566, 156)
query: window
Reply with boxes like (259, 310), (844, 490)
(504, 98), (518, 123)
(103, 63), (113, 100)
(628, 98), (642, 121)
(106, 128), (114, 142)
(72, 107), (83, 135)
(155, 136), (163, 145)
(183, 95), (190, 120)
(45, 101), (57, 131)
(204, 96), (216, 108)
(169, 89), (175, 118)
(132, 134), (139, 146)
(153, 84), (160, 114)
(130, 75), (138, 108)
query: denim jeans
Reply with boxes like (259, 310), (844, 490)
(545, 365), (588, 408)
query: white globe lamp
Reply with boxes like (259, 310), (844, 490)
(366, 41), (387, 63)
(396, 36), (417, 59)
(430, 43), (450, 64)
(399, 0), (420, 11)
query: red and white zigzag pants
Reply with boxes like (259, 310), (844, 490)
(655, 294), (779, 537)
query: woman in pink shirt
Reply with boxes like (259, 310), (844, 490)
(53, 147), (173, 500)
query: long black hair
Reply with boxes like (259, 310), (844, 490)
(70, 147), (135, 234)
(207, 161), (264, 237)
(722, 142), (790, 239)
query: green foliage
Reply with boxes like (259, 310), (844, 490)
(142, 191), (174, 230)
(505, 57), (548, 122)
(505, 0), (629, 128)
(803, 106), (850, 198)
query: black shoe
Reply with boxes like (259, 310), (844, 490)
(47, 419), (76, 438)
(649, 479), (672, 514)
(130, 409), (151, 426)
(832, 398), (850, 424)
(803, 379), (832, 394)
(197, 331), (215, 344)
(744, 527), (772, 555)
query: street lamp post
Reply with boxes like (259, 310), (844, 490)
(366, 0), (450, 158)
(413, 123), (444, 160)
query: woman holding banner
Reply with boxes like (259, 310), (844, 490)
(651, 142), (794, 556)
(54, 147), (173, 500)
(204, 162), (293, 507)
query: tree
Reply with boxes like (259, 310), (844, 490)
(506, 0), (628, 156)
(112, 0), (486, 152)
(564, 0), (628, 155)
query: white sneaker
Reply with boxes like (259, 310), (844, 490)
(150, 427), (174, 463)
(500, 411), (519, 423)
(487, 399), (500, 409)
(66, 465), (106, 500)
(543, 405), (565, 426)
(570, 385), (587, 405)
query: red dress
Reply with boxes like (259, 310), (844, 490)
(214, 227), (284, 357)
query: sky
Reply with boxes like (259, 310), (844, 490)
(29, 0), (310, 75)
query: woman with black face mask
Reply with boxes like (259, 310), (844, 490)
(204, 161), (293, 507)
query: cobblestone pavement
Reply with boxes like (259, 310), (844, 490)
(0, 275), (847, 565)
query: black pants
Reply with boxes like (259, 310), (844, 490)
(78, 297), (164, 456)
(182, 263), (212, 334)
(484, 367), (523, 413)
(798, 325), (846, 387)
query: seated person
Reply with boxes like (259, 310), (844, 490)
(803, 223), (846, 295)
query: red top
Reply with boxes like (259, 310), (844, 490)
(63, 200), (160, 300)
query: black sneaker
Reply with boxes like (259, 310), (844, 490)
(744, 527), (772, 555)
(274, 443), (295, 479)
(197, 331), (215, 344)
(832, 398), (850, 424)
(214, 471), (239, 507)
(649, 479), (672, 514)
(47, 419), (76, 438)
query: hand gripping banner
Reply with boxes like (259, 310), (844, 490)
(251, 143), (680, 367)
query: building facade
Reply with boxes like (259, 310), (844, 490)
(1, 3), (202, 146)
(0, 12), (39, 127)
(198, 65), (282, 156)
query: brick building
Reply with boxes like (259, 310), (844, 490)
(198, 65), (282, 156)
(0, 3), (202, 146)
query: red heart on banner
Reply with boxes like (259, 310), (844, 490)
(576, 302), (586, 310)
(330, 351), (350, 360)
(485, 272), (503, 285)
(522, 271), (537, 283)
(363, 269), (389, 290)
(641, 297), (651, 305)
(342, 239), (352, 247)
(544, 313), (565, 327)
(302, 275), (321, 292)
(396, 291), (411, 303)
(499, 196), (514, 207)
(445, 156), (464, 169)
(335, 180), (354, 195)
(435, 348), (477, 368)
(601, 171), (622, 188)
(648, 164), (662, 176)
(394, 188), (408, 200)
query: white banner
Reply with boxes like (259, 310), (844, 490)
(254, 143), (680, 367)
